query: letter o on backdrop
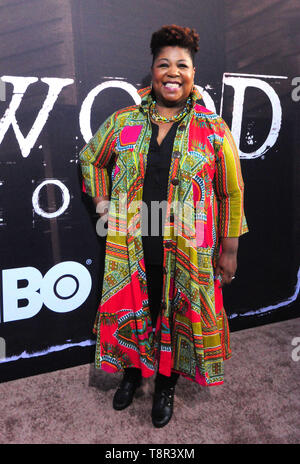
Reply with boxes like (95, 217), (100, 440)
(40, 261), (92, 312)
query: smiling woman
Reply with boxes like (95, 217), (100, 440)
(151, 46), (195, 111)
(79, 24), (248, 429)
(150, 25), (198, 116)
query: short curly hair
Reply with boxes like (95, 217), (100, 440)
(150, 24), (199, 64)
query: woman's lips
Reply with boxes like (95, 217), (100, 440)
(163, 82), (182, 93)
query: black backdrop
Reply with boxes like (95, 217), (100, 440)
(0, 0), (299, 383)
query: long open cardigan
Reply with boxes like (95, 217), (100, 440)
(79, 86), (248, 387)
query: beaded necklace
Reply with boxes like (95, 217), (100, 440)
(149, 96), (192, 124)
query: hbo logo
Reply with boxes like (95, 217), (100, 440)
(1, 261), (92, 323)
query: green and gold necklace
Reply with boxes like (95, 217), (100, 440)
(149, 97), (192, 124)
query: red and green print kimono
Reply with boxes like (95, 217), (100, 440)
(79, 86), (248, 387)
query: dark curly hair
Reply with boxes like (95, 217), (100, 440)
(150, 24), (199, 64)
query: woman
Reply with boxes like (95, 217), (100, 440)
(79, 25), (248, 428)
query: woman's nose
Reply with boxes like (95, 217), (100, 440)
(167, 65), (180, 76)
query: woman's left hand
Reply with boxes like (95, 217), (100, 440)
(215, 237), (239, 287)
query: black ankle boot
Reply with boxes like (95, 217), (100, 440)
(113, 369), (142, 411)
(151, 384), (175, 428)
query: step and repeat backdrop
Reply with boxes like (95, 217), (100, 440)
(0, 0), (299, 382)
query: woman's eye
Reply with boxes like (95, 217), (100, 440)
(156, 63), (188, 69)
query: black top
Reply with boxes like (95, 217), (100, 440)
(141, 121), (179, 265)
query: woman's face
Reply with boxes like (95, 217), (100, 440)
(151, 46), (195, 107)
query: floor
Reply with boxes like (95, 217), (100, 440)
(0, 317), (299, 444)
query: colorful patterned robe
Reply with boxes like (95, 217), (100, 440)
(79, 86), (248, 387)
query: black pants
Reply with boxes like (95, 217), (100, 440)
(146, 263), (163, 329)
(124, 263), (179, 390)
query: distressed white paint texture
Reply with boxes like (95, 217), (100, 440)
(0, 339), (95, 364)
(79, 80), (141, 143)
(0, 75), (287, 159)
(222, 74), (285, 159)
(229, 266), (300, 319)
(195, 85), (216, 113)
(32, 179), (70, 218)
(0, 76), (73, 157)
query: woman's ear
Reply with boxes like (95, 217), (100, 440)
(192, 67), (196, 87)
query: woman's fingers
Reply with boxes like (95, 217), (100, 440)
(215, 256), (237, 286)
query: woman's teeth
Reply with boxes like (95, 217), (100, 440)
(164, 83), (180, 88)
